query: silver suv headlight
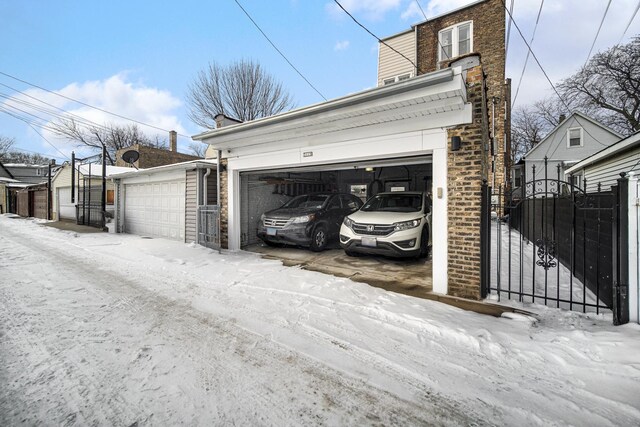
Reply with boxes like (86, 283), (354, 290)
(393, 218), (421, 231)
(291, 214), (315, 224)
(261, 213), (266, 223)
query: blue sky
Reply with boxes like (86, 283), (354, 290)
(1, 0), (638, 162)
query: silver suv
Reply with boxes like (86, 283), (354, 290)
(339, 191), (432, 258)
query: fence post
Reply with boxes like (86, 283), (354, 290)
(613, 174), (629, 325)
(480, 180), (491, 298)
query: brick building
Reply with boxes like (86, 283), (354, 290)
(116, 131), (200, 169)
(378, 0), (510, 298)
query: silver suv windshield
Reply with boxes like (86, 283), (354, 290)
(361, 193), (422, 213)
(281, 194), (330, 209)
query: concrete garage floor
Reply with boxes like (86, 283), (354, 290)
(247, 243), (528, 317)
(246, 243), (433, 299)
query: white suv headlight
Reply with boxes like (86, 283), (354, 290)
(343, 216), (354, 228)
(393, 218), (421, 231)
(261, 213), (266, 223)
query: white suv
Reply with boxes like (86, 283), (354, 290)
(339, 191), (432, 258)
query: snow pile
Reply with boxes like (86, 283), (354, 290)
(1, 215), (639, 426)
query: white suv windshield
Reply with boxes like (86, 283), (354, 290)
(361, 194), (422, 213)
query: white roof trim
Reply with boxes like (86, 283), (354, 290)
(110, 159), (217, 179)
(565, 131), (640, 175)
(193, 68), (467, 152)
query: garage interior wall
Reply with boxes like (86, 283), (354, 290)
(240, 158), (432, 248)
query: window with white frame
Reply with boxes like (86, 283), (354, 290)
(567, 127), (583, 147)
(382, 72), (412, 85)
(438, 21), (473, 62)
(571, 173), (582, 190)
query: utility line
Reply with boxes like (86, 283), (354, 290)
(502, 0), (610, 149)
(505, 0), (515, 60)
(620, 0), (640, 43)
(335, 0), (417, 70)
(232, 0), (327, 101)
(584, 0), (612, 66)
(511, 0), (544, 109)
(0, 108), (70, 160)
(0, 70), (190, 138)
(412, 0), (451, 64)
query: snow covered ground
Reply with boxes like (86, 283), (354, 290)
(1, 215), (639, 426)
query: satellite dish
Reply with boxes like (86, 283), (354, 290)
(121, 150), (139, 166)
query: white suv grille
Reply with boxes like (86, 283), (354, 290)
(351, 223), (394, 236)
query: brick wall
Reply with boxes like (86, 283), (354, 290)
(446, 65), (488, 299)
(218, 159), (229, 248)
(115, 144), (200, 169)
(416, 0), (506, 190)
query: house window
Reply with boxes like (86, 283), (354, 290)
(383, 73), (412, 85)
(571, 173), (582, 190)
(438, 21), (473, 62)
(567, 127), (583, 147)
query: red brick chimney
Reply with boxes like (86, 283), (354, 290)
(169, 130), (177, 152)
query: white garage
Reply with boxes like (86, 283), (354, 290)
(123, 181), (186, 241)
(112, 160), (218, 243)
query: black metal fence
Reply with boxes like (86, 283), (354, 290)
(76, 186), (105, 228)
(481, 158), (629, 322)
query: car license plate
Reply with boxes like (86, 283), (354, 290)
(361, 237), (377, 247)
(266, 227), (277, 236)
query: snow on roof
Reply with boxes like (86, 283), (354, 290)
(78, 164), (139, 177)
(3, 163), (50, 168)
(109, 159), (217, 179)
(0, 177), (20, 183)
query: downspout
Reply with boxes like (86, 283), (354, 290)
(203, 167), (212, 206)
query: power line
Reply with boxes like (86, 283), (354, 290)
(584, 0), (612, 66)
(0, 108), (70, 160)
(232, 0), (327, 101)
(502, 1), (610, 149)
(511, 0), (545, 109)
(412, 0), (449, 64)
(0, 70), (190, 138)
(620, 0), (640, 43)
(505, 0), (515, 60)
(334, 0), (417, 70)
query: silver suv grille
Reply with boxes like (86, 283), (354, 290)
(263, 217), (289, 228)
(352, 223), (394, 236)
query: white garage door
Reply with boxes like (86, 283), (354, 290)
(57, 187), (76, 220)
(124, 181), (185, 241)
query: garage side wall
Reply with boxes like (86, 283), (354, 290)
(446, 65), (488, 299)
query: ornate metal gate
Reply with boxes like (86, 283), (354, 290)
(198, 205), (221, 250)
(481, 158), (629, 319)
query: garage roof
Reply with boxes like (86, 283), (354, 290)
(110, 159), (217, 179)
(192, 67), (467, 152)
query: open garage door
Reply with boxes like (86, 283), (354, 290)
(124, 181), (185, 241)
(239, 156), (432, 248)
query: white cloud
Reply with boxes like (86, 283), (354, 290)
(326, 0), (402, 21)
(334, 40), (350, 51)
(1, 73), (187, 158)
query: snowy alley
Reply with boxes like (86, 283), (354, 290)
(1, 214), (639, 426)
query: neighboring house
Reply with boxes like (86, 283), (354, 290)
(51, 163), (133, 221)
(565, 130), (640, 192)
(515, 112), (622, 191)
(0, 161), (14, 213)
(16, 182), (49, 219)
(115, 131), (200, 169)
(3, 163), (56, 184)
(111, 160), (217, 243)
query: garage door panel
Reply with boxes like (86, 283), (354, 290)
(124, 181), (185, 241)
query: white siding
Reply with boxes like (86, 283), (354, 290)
(377, 30), (416, 87)
(185, 170), (197, 243)
(584, 146), (640, 192)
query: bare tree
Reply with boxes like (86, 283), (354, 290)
(0, 135), (15, 160)
(189, 142), (207, 158)
(511, 106), (551, 163)
(51, 119), (166, 164)
(559, 36), (640, 134)
(1, 151), (51, 165)
(187, 59), (296, 129)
